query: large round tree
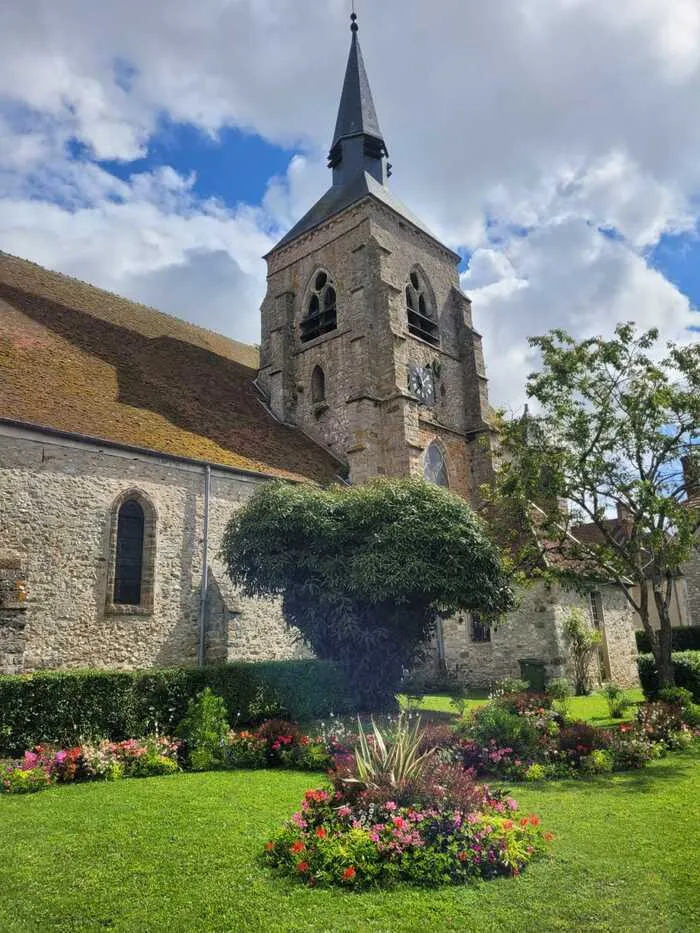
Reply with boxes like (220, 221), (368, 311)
(221, 478), (515, 707)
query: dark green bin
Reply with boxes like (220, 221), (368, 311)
(518, 658), (546, 692)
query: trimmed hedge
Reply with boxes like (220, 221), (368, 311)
(0, 661), (353, 756)
(637, 651), (700, 702)
(635, 626), (700, 654)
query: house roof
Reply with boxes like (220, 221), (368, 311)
(0, 252), (343, 484)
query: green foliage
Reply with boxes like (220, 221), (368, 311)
(489, 323), (700, 688)
(545, 677), (573, 717)
(491, 677), (530, 698)
(637, 651), (700, 702)
(636, 626), (700, 654)
(563, 609), (602, 695)
(0, 660), (352, 756)
(602, 683), (633, 719)
(176, 689), (230, 772)
(0, 766), (52, 794)
(221, 478), (515, 707)
(464, 705), (540, 758)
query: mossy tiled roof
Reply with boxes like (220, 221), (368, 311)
(0, 253), (341, 484)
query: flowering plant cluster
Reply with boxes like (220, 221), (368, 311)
(457, 693), (697, 781)
(225, 720), (332, 771)
(264, 782), (552, 889)
(1, 736), (180, 794)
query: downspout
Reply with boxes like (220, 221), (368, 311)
(198, 464), (211, 666)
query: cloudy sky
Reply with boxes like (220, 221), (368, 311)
(1, 0), (698, 411)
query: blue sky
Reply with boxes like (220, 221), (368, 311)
(0, 0), (697, 411)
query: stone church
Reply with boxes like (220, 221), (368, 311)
(1, 15), (652, 687)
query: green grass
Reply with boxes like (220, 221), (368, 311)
(400, 688), (645, 727)
(3, 746), (699, 932)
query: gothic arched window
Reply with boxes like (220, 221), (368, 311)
(406, 268), (439, 346)
(114, 499), (145, 605)
(300, 270), (337, 343)
(424, 442), (449, 488)
(106, 490), (156, 614)
(311, 365), (326, 403)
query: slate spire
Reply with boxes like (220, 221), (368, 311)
(328, 13), (390, 186)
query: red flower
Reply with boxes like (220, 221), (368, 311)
(290, 841), (305, 854)
(457, 851), (468, 862)
(503, 819), (514, 830)
(296, 861), (310, 873)
(519, 817), (529, 827)
(315, 827), (327, 839)
(544, 832), (555, 842)
(529, 815), (540, 827)
(342, 866), (356, 881)
(265, 841), (275, 852)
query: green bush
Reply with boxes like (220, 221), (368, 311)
(463, 705), (540, 758)
(635, 626), (700, 654)
(602, 683), (632, 719)
(0, 660), (353, 756)
(176, 688), (230, 771)
(637, 651), (700, 702)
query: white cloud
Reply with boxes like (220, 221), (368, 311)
(0, 0), (698, 411)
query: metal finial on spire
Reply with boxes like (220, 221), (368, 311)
(350, 12), (358, 33)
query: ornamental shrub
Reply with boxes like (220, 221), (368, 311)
(0, 660), (352, 756)
(176, 689), (230, 772)
(602, 683), (633, 719)
(637, 651), (700, 702)
(464, 705), (540, 759)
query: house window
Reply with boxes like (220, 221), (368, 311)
(301, 271), (337, 343)
(106, 490), (156, 614)
(311, 365), (326, 404)
(589, 591), (605, 629)
(406, 267), (439, 346)
(470, 613), (491, 643)
(114, 500), (145, 605)
(424, 442), (449, 488)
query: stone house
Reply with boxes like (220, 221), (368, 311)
(0, 15), (657, 687)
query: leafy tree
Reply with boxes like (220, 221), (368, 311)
(221, 478), (515, 707)
(491, 323), (700, 688)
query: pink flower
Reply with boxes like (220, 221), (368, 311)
(337, 806), (352, 818)
(384, 801), (397, 811)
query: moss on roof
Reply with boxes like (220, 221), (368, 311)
(0, 253), (342, 484)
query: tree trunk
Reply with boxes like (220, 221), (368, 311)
(652, 582), (675, 689)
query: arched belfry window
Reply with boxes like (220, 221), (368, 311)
(106, 490), (156, 613)
(300, 270), (337, 343)
(406, 268), (439, 346)
(311, 365), (326, 404)
(424, 442), (449, 488)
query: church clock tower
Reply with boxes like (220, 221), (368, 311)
(257, 13), (493, 502)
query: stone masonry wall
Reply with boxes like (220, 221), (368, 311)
(417, 582), (639, 690)
(0, 426), (305, 674)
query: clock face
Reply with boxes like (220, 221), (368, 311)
(408, 365), (436, 406)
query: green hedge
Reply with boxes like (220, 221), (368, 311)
(635, 626), (700, 654)
(637, 651), (700, 702)
(0, 661), (353, 756)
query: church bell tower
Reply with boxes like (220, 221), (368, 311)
(257, 13), (493, 502)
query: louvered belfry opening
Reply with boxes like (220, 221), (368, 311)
(301, 271), (338, 343)
(114, 499), (145, 605)
(406, 270), (439, 345)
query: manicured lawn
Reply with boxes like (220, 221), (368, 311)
(2, 746), (699, 932)
(400, 688), (645, 727)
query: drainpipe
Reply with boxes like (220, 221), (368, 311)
(436, 618), (447, 674)
(198, 465), (211, 666)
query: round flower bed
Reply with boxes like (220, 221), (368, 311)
(264, 782), (552, 888)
